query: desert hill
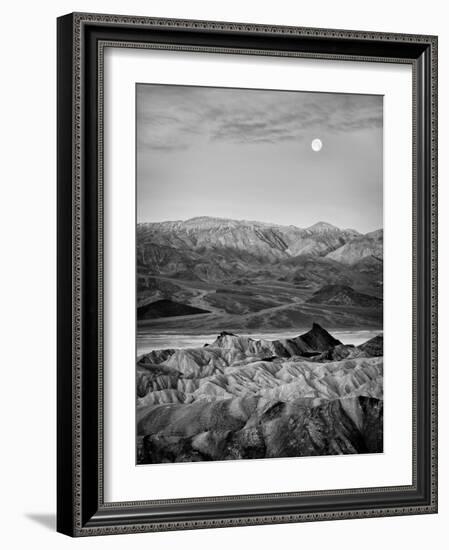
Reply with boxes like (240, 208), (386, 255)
(307, 284), (382, 307)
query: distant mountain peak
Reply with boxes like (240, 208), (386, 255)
(185, 216), (230, 224)
(183, 216), (239, 228)
(307, 221), (339, 233)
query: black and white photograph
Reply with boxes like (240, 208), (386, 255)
(136, 84), (384, 464)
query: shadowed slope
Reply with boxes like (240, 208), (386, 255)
(137, 299), (210, 320)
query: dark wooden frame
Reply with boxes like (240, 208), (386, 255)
(57, 12), (438, 537)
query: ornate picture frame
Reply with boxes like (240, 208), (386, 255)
(57, 12), (437, 536)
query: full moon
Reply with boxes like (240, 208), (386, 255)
(311, 138), (323, 152)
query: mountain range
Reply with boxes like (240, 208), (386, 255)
(137, 216), (383, 330)
(137, 216), (378, 264)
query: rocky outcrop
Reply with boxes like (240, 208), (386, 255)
(139, 396), (383, 463)
(309, 343), (368, 362)
(358, 334), (383, 356)
(137, 326), (383, 463)
(298, 322), (342, 351)
(209, 324), (342, 358)
(211, 331), (274, 355)
(138, 348), (176, 366)
(137, 354), (383, 406)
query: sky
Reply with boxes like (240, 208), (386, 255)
(136, 84), (383, 233)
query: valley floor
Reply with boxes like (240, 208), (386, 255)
(137, 275), (383, 332)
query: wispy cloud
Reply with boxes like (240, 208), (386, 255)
(137, 84), (382, 153)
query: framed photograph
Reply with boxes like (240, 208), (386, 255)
(57, 12), (438, 536)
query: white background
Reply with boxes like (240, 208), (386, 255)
(0, 1), (446, 549)
(104, 48), (413, 501)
